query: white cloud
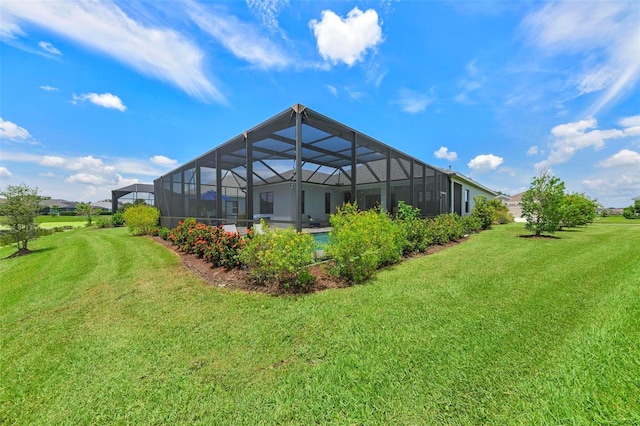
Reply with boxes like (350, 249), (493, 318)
(246, 0), (289, 33)
(392, 88), (434, 114)
(454, 59), (484, 105)
(38, 41), (61, 55)
(468, 154), (504, 171)
(310, 7), (383, 67)
(582, 173), (640, 198)
(66, 173), (112, 185)
(1, 0), (223, 102)
(536, 117), (629, 169)
(72, 93), (126, 111)
(326, 85), (338, 97)
(0, 117), (31, 141)
(619, 115), (640, 128)
(40, 155), (67, 167)
(523, 2), (640, 115)
(188, 2), (289, 69)
(0, 167), (12, 178)
(434, 147), (458, 162)
(40, 85), (59, 91)
(599, 149), (640, 168)
(526, 146), (539, 156)
(150, 155), (177, 166)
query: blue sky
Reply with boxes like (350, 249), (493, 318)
(1, 0), (638, 208)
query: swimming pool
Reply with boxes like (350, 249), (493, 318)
(312, 232), (330, 247)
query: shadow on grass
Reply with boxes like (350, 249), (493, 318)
(518, 234), (561, 240)
(2, 246), (54, 260)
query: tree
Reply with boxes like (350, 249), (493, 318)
(50, 204), (60, 217)
(559, 193), (598, 229)
(0, 184), (43, 254)
(76, 202), (100, 226)
(623, 199), (640, 219)
(521, 172), (565, 236)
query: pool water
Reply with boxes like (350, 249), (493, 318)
(312, 232), (330, 247)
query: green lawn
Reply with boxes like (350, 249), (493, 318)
(1, 223), (639, 424)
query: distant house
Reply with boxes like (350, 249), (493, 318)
(39, 199), (76, 215)
(503, 192), (525, 222)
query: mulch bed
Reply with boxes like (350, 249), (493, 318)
(150, 235), (469, 295)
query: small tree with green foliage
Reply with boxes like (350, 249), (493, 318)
(559, 192), (598, 229)
(623, 199), (640, 219)
(0, 184), (43, 254)
(471, 196), (513, 230)
(123, 204), (160, 235)
(75, 202), (100, 226)
(521, 172), (565, 236)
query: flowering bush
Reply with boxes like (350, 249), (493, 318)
(239, 220), (315, 287)
(168, 218), (244, 269)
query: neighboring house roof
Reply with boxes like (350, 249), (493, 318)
(40, 198), (77, 209)
(92, 201), (112, 211)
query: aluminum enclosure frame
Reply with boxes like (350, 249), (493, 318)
(154, 104), (452, 231)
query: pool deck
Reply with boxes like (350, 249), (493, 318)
(301, 227), (331, 234)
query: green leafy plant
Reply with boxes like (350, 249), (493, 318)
(522, 172), (566, 236)
(395, 201), (430, 254)
(75, 202), (100, 226)
(95, 217), (111, 228)
(622, 199), (640, 220)
(239, 220), (315, 287)
(327, 203), (403, 283)
(0, 184), (43, 254)
(111, 212), (125, 227)
(122, 204), (160, 235)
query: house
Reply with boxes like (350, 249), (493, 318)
(39, 198), (77, 215)
(502, 192), (525, 222)
(154, 104), (497, 231)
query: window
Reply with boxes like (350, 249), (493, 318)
(325, 192), (331, 214)
(464, 189), (470, 213)
(260, 192), (273, 214)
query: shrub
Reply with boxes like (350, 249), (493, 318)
(395, 201), (430, 254)
(59, 211), (76, 216)
(622, 199), (640, 220)
(168, 219), (244, 269)
(122, 204), (160, 235)
(239, 221), (315, 287)
(327, 203), (403, 283)
(111, 212), (125, 227)
(425, 214), (465, 245)
(158, 227), (170, 240)
(460, 215), (482, 234)
(95, 217), (111, 228)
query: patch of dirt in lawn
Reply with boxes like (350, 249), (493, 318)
(150, 234), (469, 295)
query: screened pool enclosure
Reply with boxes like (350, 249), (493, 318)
(154, 104), (453, 231)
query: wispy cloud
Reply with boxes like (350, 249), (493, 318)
(1, 0), (223, 103)
(72, 93), (126, 111)
(535, 116), (636, 169)
(523, 2), (640, 115)
(0, 166), (12, 178)
(0, 117), (31, 141)
(326, 85), (338, 97)
(188, 2), (290, 70)
(246, 0), (289, 34)
(310, 7), (383, 67)
(454, 59), (484, 105)
(40, 85), (59, 91)
(38, 41), (61, 55)
(392, 88), (434, 114)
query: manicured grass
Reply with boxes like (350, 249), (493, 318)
(1, 223), (639, 424)
(37, 215), (109, 224)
